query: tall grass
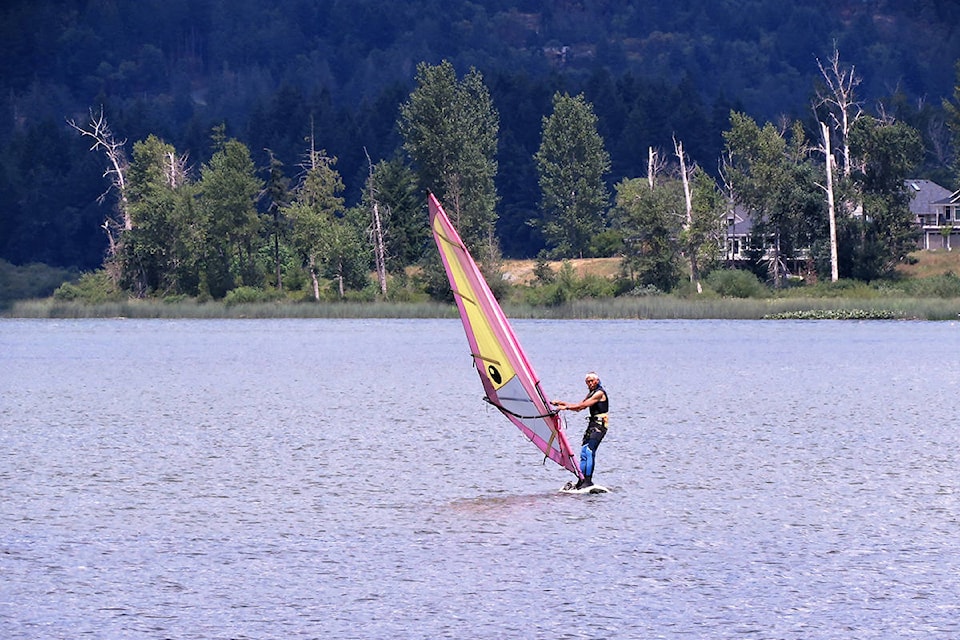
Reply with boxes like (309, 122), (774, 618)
(504, 296), (960, 320)
(7, 294), (959, 321)
(6, 299), (460, 319)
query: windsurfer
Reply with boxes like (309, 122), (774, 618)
(551, 372), (608, 489)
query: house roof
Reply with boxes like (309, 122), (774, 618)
(726, 204), (753, 235)
(905, 179), (953, 213)
(931, 189), (960, 207)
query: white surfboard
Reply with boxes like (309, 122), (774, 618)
(559, 482), (610, 495)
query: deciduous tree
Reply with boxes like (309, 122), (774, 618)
(285, 149), (345, 300)
(197, 133), (264, 297)
(848, 115), (922, 278)
(399, 60), (500, 263)
(125, 134), (194, 295)
(535, 92), (611, 258)
(611, 177), (683, 292)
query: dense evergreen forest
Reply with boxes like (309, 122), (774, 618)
(2, 0), (960, 282)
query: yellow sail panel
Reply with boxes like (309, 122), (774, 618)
(432, 213), (516, 391)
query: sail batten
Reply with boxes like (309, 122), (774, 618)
(429, 194), (582, 478)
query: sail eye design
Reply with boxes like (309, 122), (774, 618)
(488, 365), (502, 384)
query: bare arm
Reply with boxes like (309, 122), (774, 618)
(552, 389), (605, 412)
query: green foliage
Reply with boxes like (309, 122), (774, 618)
(284, 151), (347, 299)
(364, 155), (426, 270)
(399, 60), (500, 262)
(706, 269), (769, 298)
(534, 92), (611, 258)
(533, 258), (555, 284)
(723, 113), (824, 286)
(899, 271), (960, 298)
(198, 136), (265, 297)
(780, 278), (883, 299)
(223, 286), (284, 306)
(946, 60), (960, 186)
(52, 270), (123, 304)
(2, 1), (958, 280)
(0, 260), (76, 307)
(323, 207), (373, 297)
(611, 177), (683, 292)
(520, 261), (615, 306)
(589, 229), (624, 258)
(848, 116), (924, 278)
(122, 135), (199, 296)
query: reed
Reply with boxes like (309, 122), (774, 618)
(503, 296), (960, 320)
(7, 295), (959, 321)
(5, 298), (460, 319)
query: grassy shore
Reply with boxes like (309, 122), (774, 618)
(5, 251), (960, 321)
(7, 293), (959, 321)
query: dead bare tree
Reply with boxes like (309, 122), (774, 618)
(816, 122), (840, 281)
(364, 148), (388, 297)
(816, 47), (862, 178)
(647, 146), (667, 190)
(717, 152), (738, 266)
(674, 136), (702, 294)
(164, 150), (190, 189)
(67, 106), (131, 257)
(926, 115), (953, 173)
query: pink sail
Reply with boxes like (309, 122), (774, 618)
(429, 193), (582, 478)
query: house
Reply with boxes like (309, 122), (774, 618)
(907, 179), (960, 251)
(723, 205), (753, 263)
(724, 180), (958, 263)
(722, 204), (809, 275)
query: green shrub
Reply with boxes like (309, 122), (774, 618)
(901, 272), (960, 298)
(781, 278), (879, 299)
(52, 270), (122, 304)
(706, 269), (768, 298)
(223, 286), (283, 306)
(0, 260), (77, 305)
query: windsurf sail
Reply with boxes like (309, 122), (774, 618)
(429, 193), (582, 478)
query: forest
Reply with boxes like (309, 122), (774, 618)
(2, 0), (960, 303)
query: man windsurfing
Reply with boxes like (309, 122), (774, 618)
(552, 371), (609, 490)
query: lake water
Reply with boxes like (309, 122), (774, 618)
(2, 318), (959, 639)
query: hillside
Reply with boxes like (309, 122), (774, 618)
(897, 250), (960, 279)
(2, 0), (960, 272)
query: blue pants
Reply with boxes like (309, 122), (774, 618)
(579, 420), (607, 477)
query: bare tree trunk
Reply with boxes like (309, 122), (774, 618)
(820, 122), (840, 282)
(164, 150), (188, 188)
(647, 147), (656, 189)
(647, 146), (666, 190)
(309, 257), (320, 301)
(364, 148), (388, 296)
(274, 228), (282, 292)
(371, 201), (388, 295)
(675, 138), (702, 294)
(771, 234), (783, 289)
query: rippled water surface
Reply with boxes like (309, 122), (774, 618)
(2, 318), (959, 639)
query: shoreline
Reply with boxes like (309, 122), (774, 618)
(5, 296), (959, 321)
